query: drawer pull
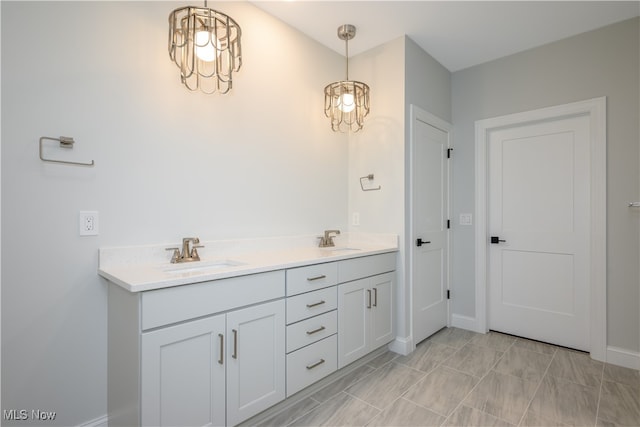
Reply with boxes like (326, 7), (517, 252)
(306, 300), (326, 308)
(218, 333), (224, 365)
(307, 275), (327, 281)
(306, 326), (326, 335)
(306, 359), (326, 370)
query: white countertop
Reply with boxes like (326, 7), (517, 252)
(98, 233), (398, 292)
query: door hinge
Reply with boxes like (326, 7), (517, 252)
(447, 148), (453, 158)
(447, 290), (451, 299)
(447, 219), (450, 229)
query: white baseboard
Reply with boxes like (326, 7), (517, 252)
(451, 314), (484, 333)
(389, 335), (413, 356)
(606, 346), (640, 370)
(450, 315), (639, 371)
(78, 414), (108, 427)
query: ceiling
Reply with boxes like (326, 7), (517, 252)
(251, 1), (640, 72)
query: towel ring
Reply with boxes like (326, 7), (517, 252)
(39, 136), (94, 167)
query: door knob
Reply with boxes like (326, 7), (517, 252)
(491, 236), (506, 244)
(416, 238), (431, 247)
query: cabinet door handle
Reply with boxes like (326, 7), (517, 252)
(307, 275), (326, 282)
(367, 289), (372, 309)
(373, 287), (378, 307)
(306, 359), (326, 370)
(306, 300), (326, 308)
(232, 329), (238, 359)
(218, 333), (224, 365)
(306, 326), (326, 335)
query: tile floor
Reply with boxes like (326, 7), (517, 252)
(259, 328), (640, 426)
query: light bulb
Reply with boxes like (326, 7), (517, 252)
(338, 93), (355, 113)
(195, 30), (217, 62)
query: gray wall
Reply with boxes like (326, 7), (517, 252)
(403, 37), (452, 344)
(405, 37), (452, 124)
(451, 17), (640, 352)
(1, 2), (348, 425)
(3, 2), (637, 424)
(349, 37), (407, 341)
(1, 3), (453, 424)
(348, 35), (452, 349)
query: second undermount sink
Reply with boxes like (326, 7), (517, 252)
(161, 259), (245, 275)
(322, 247), (361, 253)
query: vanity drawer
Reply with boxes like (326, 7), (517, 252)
(338, 252), (396, 283)
(141, 271), (285, 330)
(286, 310), (337, 353)
(286, 262), (338, 296)
(286, 335), (337, 397)
(286, 287), (337, 325)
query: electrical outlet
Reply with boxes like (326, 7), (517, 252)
(79, 211), (99, 236)
(352, 212), (360, 226)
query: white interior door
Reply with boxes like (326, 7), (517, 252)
(488, 114), (590, 351)
(411, 107), (450, 345)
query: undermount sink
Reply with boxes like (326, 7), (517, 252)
(322, 247), (361, 253)
(161, 259), (245, 274)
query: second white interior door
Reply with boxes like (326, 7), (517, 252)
(412, 108), (450, 345)
(488, 114), (591, 351)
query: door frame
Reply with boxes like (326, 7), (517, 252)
(409, 104), (452, 347)
(474, 97), (607, 361)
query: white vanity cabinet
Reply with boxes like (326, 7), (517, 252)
(225, 301), (285, 426)
(337, 253), (396, 368)
(142, 301), (285, 427)
(141, 314), (226, 427)
(108, 271), (285, 427)
(283, 253), (397, 396)
(106, 247), (397, 426)
(141, 302), (285, 427)
(285, 262), (339, 397)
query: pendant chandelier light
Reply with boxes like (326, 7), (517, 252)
(324, 24), (370, 132)
(168, 1), (242, 94)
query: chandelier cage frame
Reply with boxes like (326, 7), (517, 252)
(168, 3), (242, 94)
(324, 24), (370, 132)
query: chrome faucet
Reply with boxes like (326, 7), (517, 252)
(166, 237), (204, 263)
(318, 230), (340, 248)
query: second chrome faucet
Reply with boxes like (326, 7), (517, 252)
(166, 237), (204, 263)
(318, 230), (340, 248)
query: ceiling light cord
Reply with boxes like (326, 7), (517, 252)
(345, 35), (349, 80)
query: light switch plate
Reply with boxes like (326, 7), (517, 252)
(460, 213), (472, 226)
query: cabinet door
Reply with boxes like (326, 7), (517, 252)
(370, 272), (394, 348)
(337, 278), (369, 368)
(226, 300), (285, 426)
(141, 314), (226, 427)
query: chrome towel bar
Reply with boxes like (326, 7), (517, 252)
(360, 174), (381, 191)
(39, 136), (94, 167)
